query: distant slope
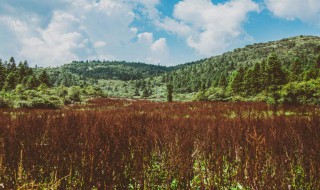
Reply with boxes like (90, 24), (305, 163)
(39, 60), (175, 86)
(167, 35), (320, 92)
(62, 60), (174, 81)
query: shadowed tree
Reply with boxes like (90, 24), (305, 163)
(166, 83), (173, 102)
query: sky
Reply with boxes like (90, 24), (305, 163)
(0, 0), (319, 67)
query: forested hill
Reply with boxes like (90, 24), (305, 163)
(58, 60), (173, 81)
(1, 35), (319, 108)
(165, 35), (320, 93)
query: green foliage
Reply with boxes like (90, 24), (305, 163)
(14, 90), (63, 109)
(168, 36), (320, 94)
(25, 75), (40, 89)
(166, 83), (173, 102)
(0, 60), (6, 89)
(38, 70), (51, 87)
(0, 97), (10, 108)
(281, 79), (320, 105)
(68, 86), (82, 102)
(4, 72), (18, 91)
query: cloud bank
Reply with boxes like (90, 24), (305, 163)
(156, 0), (259, 56)
(265, 0), (320, 26)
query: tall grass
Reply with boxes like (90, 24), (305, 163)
(0, 98), (319, 189)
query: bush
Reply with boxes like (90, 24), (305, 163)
(68, 86), (82, 102)
(0, 98), (10, 108)
(281, 79), (320, 105)
(15, 90), (63, 109)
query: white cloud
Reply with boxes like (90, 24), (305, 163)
(265, 0), (320, 25)
(151, 38), (167, 52)
(155, 17), (191, 37)
(156, 0), (259, 56)
(0, 0), (169, 66)
(94, 41), (107, 48)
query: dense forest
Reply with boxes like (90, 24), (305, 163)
(0, 35), (320, 108)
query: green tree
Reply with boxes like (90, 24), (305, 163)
(37, 83), (49, 92)
(7, 57), (17, 73)
(57, 85), (68, 100)
(166, 83), (173, 102)
(316, 54), (320, 69)
(252, 62), (262, 93)
(134, 88), (140, 96)
(26, 75), (40, 89)
(15, 84), (25, 94)
(229, 67), (245, 95)
(304, 64), (319, 81)
(243, 68), (255, 96)
(218, 72), (228, 88)
(68, 86), (81, 102)
(3, 72), (18, 90)
(258, 60), (268, 91)
(289, 58), (302, 82)
(39, 70), (51, 87)
(142, 87), (149, 98)
(266, 53), (287, 106)
(0, 60), (6, 89)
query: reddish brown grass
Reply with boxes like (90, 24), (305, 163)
(0, 98), (319, 189)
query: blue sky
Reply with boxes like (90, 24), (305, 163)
(0, 0), (319, 67)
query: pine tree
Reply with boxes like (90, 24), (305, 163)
(266, 53), (286, 105)
(0, 59), (6, 90)
(258, 60), (268, 91)
(230, 67), (245, 95)
(3, 72), (18, 90)
(289, 57), (302, 82)
(316, 54), (320, 69)
(218, 72), (228, 88)
(166, 83), (173, 102)
(26, 75), (40, 89)
(252, 62), (262, 93)
(243, 68), (255, 96)
(7, 57), (17, 73)
(39, 70), (51, 86)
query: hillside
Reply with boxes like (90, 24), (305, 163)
(167, 35), (320, 93)
(36, 60), (174, 87)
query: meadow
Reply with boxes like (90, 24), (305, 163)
(0, 98), (319, 189)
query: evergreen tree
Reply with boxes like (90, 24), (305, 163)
(0, 60), (6, 90)
(17, 61), (28, 83)
(218, 72), (228, 88)
(7, 57), (17, 73)
(134, 88), (140, 96)
(289, 57), (302, 82)
(3, 72), (18, 90)
(316, 54), (320, 69)
(142, 88), (149, 98)
(26, 75), (40, 89)
(266, 53), (286, 105)
(230, 67), (245, 95)
(252, 62), (262, 93)
(304, 64), (319, 81)
(166, 83), (173, 102)
(258, 60), (268, 91)
(243, 68), (255, 96)
(39, 70), (51, 86)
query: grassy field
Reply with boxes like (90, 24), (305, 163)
(0, 98), (319, 189)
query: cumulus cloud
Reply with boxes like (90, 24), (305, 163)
(156, 0), (259, 56)
(0, 0), (169, 66)
(265, 0), (320, 25)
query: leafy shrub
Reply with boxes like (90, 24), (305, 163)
(0, 98), (10, 108)
(281, 78), (320, 105)
(68, 86), (81, 102)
